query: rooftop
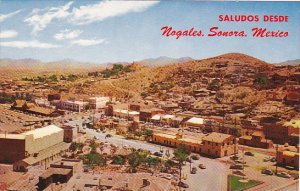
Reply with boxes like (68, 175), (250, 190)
(284, 119), (300, 129)
(21, 125), (62, 139)
(202, 132), (232, 143)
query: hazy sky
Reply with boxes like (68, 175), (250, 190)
(0, 1), (299, 63)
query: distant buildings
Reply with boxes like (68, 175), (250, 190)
(60, 100), (89, 112)
(262, 118), (299, 146)
(238, 131), (273, 149)
(88, 96), (110, 110)
(277, 145), (299, 169)
(11, 100), (59, 117)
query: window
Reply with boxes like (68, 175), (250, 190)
(208, 149), (210, 153)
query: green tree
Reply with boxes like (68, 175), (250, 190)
(48, 74), (58, 82)
(144, 129), (153, 137)
(112, 155), (125, 165)
(174, 146), (190, 183)
(146, 156), (160, 168)
(70, 142), (84, 152)
(128, 151), (147, 172)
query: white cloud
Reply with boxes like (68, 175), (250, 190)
(0, 30), (18, 38)
(24, 2), (73, 34)
(24, 1), (159, 33)
(54, 29), (82, 40)
(71, 39), (107, 46)
(69, 1), (159, 25)
(0, 40), (61, 48)
(0, 10), (21, 22)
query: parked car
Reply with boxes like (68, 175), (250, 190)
(230, 164), (243, 170)
(191, 155), (200, 160)
(270, 157), (276, 162)
(235, 160), (246, 164)
(244, 151), (254, 156)
(263, 157), (271, 162)
(198, 164), (206, 169)
(178, 182), (189, 188)
(261, 169), (273, 175)
(277, 172), (291, 178)
(154, 152), (163, 157)
(230, 155), (240, 161)
(191, 167), (197, 174)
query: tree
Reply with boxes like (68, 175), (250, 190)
(70, 142), (84, 152)
(128, 151), (147, 172)
(174, 146), (190, 183)
(144, 129), (153, 137)
(112, 155), (125, 165)
(146, 156), (160, 168)
(79, 153), (105, 166)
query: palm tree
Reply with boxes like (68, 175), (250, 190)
(174, 146), (190, 183)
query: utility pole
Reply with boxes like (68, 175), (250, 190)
(275, 144), (279, 175)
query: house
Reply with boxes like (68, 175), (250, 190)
(238, 131), (273, 149)
(37, 168), (73, 190)
(88, 96), (110, 110)
(47, 93), (61, 101)
(61, 125), (78, 143)
(139, 108), (164, 122)
(185, 117), (205, 130)
(277, 145), (299, 169)
(60, 100), (89, 112)
(152, 132), (201, 153)
(11, 100), (59, 117)
(262, 118), (299, 146)
(199, 132), (236, 158)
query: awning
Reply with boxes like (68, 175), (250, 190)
(162, 114), (176, 119)
(151, 114), (161, 121)
(186, 117), (204, 125)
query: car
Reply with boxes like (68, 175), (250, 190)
(244, 151), (254, 156)
(230, 164), (243, 170)
(270, 157), (276, 162)
(230, 155), (240, 161)
(178, 181), (189, 188)
(235, 160), (246, 164)
(105, 134), (112, 138)
(277, 172), (291, 178)
(261, 169), (273, 175)
(198, 164), (206, 169)
(263, 157), (271, 162)
(153, 152), (163, 157)
(191, 155), (199, 160)
(191, 167), (197, 174)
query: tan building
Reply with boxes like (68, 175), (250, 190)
(238, 131), (273, 149)
(152, 132), (201, 153)
(0, 125), (68, 172)
(199, 132), (236, 158)
(88, 96), (110, 109)
(277, 145), (299, 169)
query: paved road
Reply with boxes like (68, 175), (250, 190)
(66, 117), (174, 156)
(63, 115), (298, 191)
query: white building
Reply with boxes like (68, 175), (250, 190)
(88, 96), (110, 109)
(61, 100), (89, 112)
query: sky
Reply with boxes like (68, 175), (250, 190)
(0, 1), (299, 64)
